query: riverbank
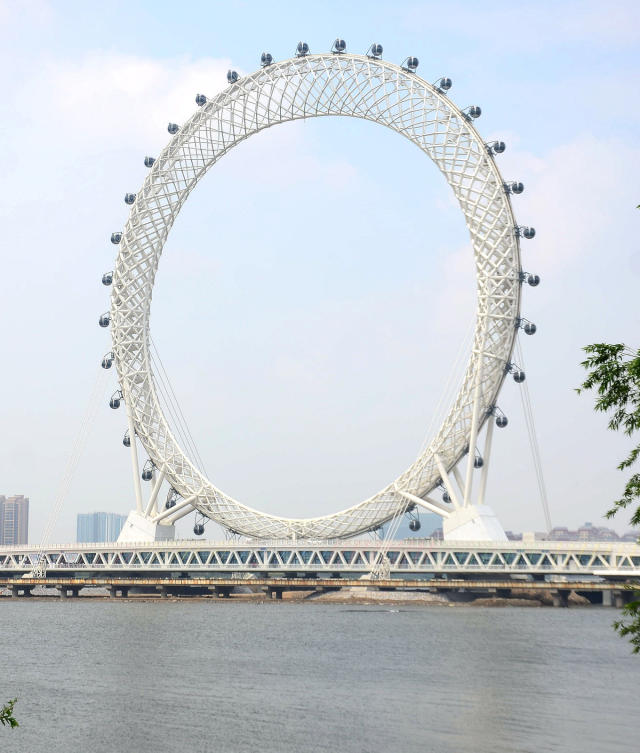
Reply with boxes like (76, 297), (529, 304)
(0, 585), (594, 606)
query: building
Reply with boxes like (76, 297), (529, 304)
(77, 512), (127, 544)
(0, 495), (29, 546)
(547, 522), (638, 542)
(421, 522), (638, 543)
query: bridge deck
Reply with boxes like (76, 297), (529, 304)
(1, 539), (639, 578)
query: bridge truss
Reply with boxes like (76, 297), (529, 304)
(3, 540), (639, 578)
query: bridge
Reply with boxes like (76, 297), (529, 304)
(1, 575), (637, 608)
(2, 539), (638, 606)
(1, 538), (638, 578)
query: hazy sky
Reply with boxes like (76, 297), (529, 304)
(1, 0), (639, 543)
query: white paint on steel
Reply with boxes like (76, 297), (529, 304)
(110, 53), (521, 539)
(3, 541), (640, 577)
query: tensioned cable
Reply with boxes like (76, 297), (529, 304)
(152, 341), (208, 475)
(515, 339), (552, 532)
(418, 318), (475, 457)
(149, 352), (203, 474)
(372, 313), (476, 564)
(34, 366), (109, 566)
(372, 497), (411, 574)
(150, 337), (209, 477)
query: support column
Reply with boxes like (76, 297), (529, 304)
(126, 406), (144, 513)
(463, 299), (490, 507)
(145, 469), (166, 517)
(477, 417), (495, 507)
(434, 454), (461, 509)
(552, 590), (569, 608)
(11, 586), (33, 597)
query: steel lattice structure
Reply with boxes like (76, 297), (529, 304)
(108, 52), (526, 539)
(3, 540), (640, 577)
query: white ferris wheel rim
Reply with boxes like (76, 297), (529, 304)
(110, 52), (522, 539)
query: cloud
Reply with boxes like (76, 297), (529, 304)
(2, 50), (364, 213)
(400, 1), (640, 50)
(0, 0), (52, 27)
(497, 134), (640, 276)
(2, 30), (638, 538)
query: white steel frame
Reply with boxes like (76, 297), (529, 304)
(3, 541), (640, 577)
(109, 53), (522, 539)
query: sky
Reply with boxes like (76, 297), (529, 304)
(1, 0), (639, 544)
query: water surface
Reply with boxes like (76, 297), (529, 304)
(1, 601), (636, 753)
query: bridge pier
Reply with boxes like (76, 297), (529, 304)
(551, 589), (570, 608)
(267, 587), (283, 600)
(609, 589), (637, 609)
(10, 586), (32, 597)
(108, 586), (129, 598)
(210, 586), (231, 598)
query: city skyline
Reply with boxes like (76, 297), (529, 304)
(0, 495), (29, 546)
(1, 0), (639, 543)
(76, 511), (127, 544)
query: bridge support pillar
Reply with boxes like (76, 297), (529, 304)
(211, 586), (231, 598)
(11, 586), (32, 597)
(108, 586), (129, 598)
(267, 587), (283, 600)
(11, 586), (31, 597)
(551, 590), (570, 608)
(612, 590), (625, 609)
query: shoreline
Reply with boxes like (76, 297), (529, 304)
(0, 586), (595, 607)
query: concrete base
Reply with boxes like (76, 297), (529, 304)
(443, 505), (508, 542)
(117, 511), (176, 543)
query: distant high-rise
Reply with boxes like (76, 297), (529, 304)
(76, 512), (127, 543)
(0, 495), (29, 546)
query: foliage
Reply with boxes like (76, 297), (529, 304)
(614, 599), (640, 654)
(578, 343), (640, 652)
(578, 344), (640, 525)
(0, 699), (18, 729)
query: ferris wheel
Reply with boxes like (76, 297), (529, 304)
(99, 40), (540, 542)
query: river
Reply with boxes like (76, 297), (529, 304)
(1, 600), (636, 752)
